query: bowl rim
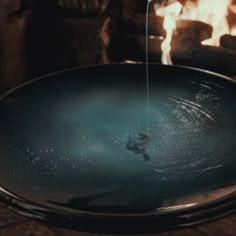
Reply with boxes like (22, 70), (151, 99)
(0, 63), (235, 232)
(1, 63), (235, 102)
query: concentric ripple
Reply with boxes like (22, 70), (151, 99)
(0, 64), (235, 213)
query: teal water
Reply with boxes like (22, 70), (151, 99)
(0, 64), (235, 212)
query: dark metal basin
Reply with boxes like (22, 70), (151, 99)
(0, 64), (235, 233)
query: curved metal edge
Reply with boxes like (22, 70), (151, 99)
(0, 185), (236, 234)
(0, 63), (235, 102)
(0, 63), (236, 232)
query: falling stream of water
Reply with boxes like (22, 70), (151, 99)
(146, 0), (152, 136)
(124, 0), (152, 160)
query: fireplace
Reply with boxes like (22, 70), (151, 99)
(1, 0), (236, 92)
(110, 0), (236, 76)
(0, 1), (236, 234)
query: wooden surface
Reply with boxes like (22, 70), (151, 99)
(0, 206), (235, 236)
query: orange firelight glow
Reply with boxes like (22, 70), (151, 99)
(155, 2), (182, 65)
(154, 0), (236, 65)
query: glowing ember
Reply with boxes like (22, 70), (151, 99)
(155, 2), (182, 65)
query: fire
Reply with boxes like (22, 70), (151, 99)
(155, 2), (182, 65)
(231, 26), (236, 35)
(154, 0), (236, 65)
(193, 0), (231, 46)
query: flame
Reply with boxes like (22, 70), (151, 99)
(179, 0), (232, 46)
(154, 0), (236, 65)
(196, 0), (231, 46)
(231, 26), (236, 35)
(155, 2), (182, 65)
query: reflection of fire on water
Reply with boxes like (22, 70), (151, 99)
(154, 0), (236, 65)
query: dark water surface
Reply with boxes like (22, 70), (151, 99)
(0, 64), (235, 213)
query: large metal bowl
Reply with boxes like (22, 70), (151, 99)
(0, 64), (235, 233)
